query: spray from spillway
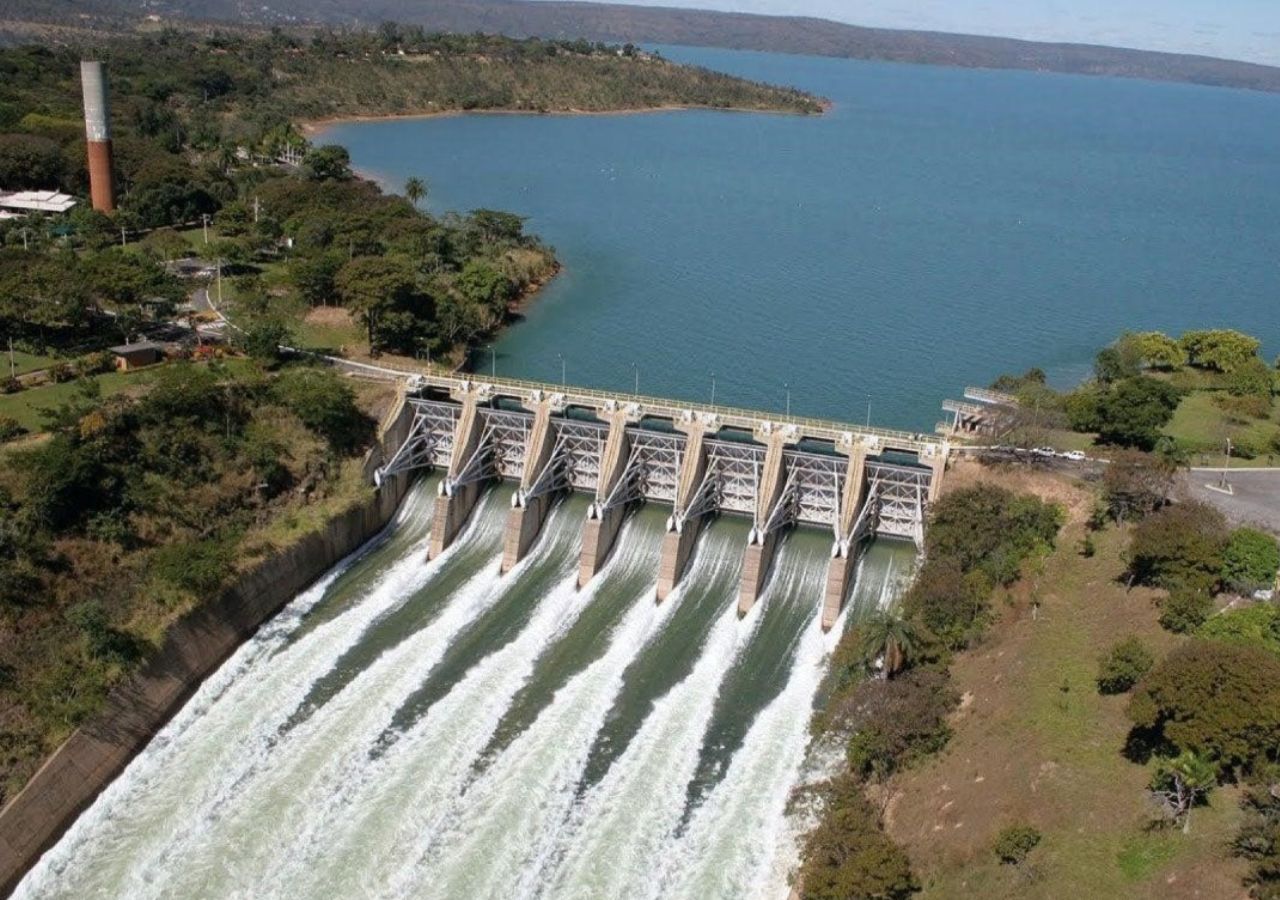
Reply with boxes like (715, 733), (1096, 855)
(16, 482), (920, 900)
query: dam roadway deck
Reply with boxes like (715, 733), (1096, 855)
(347, 360), (949, 629)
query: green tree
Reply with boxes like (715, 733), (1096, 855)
(1130, 331), (1187, 370)
(1227, 357), (1276, 400)
(1128, 501), (1228, 593)
(1095, 342), (1142, 383)
(1093, 376), (1182, 450)
(1222, 528), (1280, 594)
(0, 134), (66, 189)
(302, 144), (352, 181)
(1128, 640), (1280, 774)
(1180, 329), (1262, 374)
(856, 612), (920, 680)
(271, 366), (370, 452)
(290, 252), (343, 307)
(1097, 636), (1155, 694)
(404, 175), (428, 210)
(1150, 750), (1218, 833)
(334, 256), (421, 352)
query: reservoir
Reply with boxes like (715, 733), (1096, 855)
(323, 45), (1280, 429)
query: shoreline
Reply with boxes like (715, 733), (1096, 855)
(301, 100), (830, 136)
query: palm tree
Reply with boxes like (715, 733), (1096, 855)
(404, 176), (428, 211)
(857, 612), (919, 679)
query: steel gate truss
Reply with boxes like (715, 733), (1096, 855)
(551, 420), (606, 492)
(376, 400), (460, 485)
(785, 451), (844, 528)
(703, 440), (765, 517)
(867, 463), (930, 546)
(672, 463), (721, 532)
(477, 409), (532, 481)
(516, 434), (572, 507)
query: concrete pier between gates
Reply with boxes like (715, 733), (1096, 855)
(578, 407), (636, 587)
(738, 430), (791, 616)
(429, 392), (485, 559)
(656, 416), (714, 601)
(502, 398), (559, 573)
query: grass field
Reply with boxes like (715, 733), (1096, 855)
(1164, 390), (1280, 465)
(4, 349), (59, 378)
(884, 461), (1248, 898)
(0, 370), (151, 433)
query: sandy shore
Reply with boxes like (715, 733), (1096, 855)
(301, 101), (828, 136)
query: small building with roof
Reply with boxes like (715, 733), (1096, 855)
(109, 341), (165, 371)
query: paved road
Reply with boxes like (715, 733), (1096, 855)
(1182, 468), (1280, 534)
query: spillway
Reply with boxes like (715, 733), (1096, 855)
(14, 480), (917, 900)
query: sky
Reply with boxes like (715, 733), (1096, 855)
(562, 0), (1280, 66)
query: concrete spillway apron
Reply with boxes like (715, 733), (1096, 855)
(429, 390), (487, 559)
(737, 427), (796, 616)
(655, 413), (716, 601)
(501, 395), (561, 573)
(577, 405), (639, 586)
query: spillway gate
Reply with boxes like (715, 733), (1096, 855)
(374, 372), (949, 630)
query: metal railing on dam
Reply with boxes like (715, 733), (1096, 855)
(344, 358), (949, 630)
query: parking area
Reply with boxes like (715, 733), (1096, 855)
(1181, 468), (1280, 535)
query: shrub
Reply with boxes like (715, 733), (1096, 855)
(271, 366), (370, 453)
(1159, 586), (1215, 634)
(1198, 604), (1280, 657)
(150, 535), (237, 596)
(836, 670), (958, 782)
(2, 377), (21, 394)
(993, 824), (1042, 865)
(798, 774), (918, 900)
(0, 416), (25, 442)
(900, 557), (991, 650)
(1128, 502), (1229, 594)
(1102, 451), (1174, 522)
(1128, 640), (1280, 774)
(925, 485), (1062, 587)
(1098, 637), (1155, 694)
(1223, 529), (1280, 594)
(49, 362), (74, 383)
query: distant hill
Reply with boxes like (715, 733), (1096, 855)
(10, 0), (1280, 94)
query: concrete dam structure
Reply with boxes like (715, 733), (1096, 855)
(376, 371), (949, 630)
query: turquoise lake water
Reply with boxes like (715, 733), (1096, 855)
(320, 46), (1280, 430)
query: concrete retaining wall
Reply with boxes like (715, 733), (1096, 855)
(0, 395), (416, 897)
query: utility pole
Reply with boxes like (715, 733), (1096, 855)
(866, 394), (871, 428)
(7, 336), (15, 380)
(557, 352), (565, 387)
(253, 195), (260, 224)
(785, 382), (791, 417)
(633, 363), (639, 397)
(1220, 437), (1233, 490)
(120, 225), (126, 248)
(710, 372), (716, 406)
(490, 345), (496, 379)
(216, 259), (223, 306)
(202, 213), (209, 244)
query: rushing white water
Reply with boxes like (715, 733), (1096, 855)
(651, 550), (840, 900)
(16, 480), (917, 900)
(540, 548), (753, 897)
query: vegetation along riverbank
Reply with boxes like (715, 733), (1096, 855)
(794, 329), (1280, 898)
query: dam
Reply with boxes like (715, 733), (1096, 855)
(13, 363), (940, 900)
(376, 368), (948, 630)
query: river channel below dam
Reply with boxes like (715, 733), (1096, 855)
(15, 478), (915, 899)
